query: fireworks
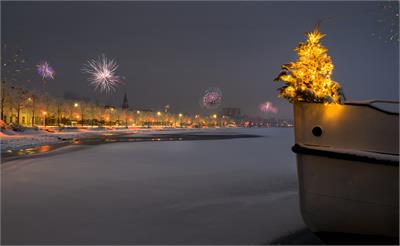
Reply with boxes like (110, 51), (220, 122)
(37, 61), (55, 80)
(259, 101), (278, 114)
(373, 1), (399, 43)
(82, 54), (121, 93)
(201, 87), (223, 109)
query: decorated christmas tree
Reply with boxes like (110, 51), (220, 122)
(274, 27), (343, 104)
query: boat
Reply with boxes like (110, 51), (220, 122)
(291, 100), (399, 240)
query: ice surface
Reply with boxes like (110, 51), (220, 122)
(1, 128), (305, 244)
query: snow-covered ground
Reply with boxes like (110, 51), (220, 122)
(0, 127), (198, 153)
(2, 128), (306, 244)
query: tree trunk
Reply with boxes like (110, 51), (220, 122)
(17, 103), (21, 125)
(1, 83), (5, 121)
(32, 101), (35, 127)
(57, 104), (60, 127)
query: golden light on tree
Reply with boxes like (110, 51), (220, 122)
(274, 27), (343, 104)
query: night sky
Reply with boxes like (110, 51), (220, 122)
(2, 1), (399, 118)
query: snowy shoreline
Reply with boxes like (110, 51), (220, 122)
(0, 127), (184, 153)
(0, 127), (275, 153)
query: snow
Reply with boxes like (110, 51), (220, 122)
(0, 127), (192, 153)
(297, 143), (399, 163)
(1, 128), (306, 244)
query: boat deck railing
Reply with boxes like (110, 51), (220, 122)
(344, 100), (399, 115)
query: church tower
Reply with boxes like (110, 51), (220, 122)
(122, 93), (129, 109)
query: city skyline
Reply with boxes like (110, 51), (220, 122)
(2, 1), (398, 119)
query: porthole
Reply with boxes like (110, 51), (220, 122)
(312, 126), (322, 137)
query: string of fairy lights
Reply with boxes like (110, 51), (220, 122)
(274, 28), (344, 104)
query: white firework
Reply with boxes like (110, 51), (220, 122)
(82, 54), (122, 93)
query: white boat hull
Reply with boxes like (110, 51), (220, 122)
(293, 102), (399, 238)
(297, 154), (398, 237)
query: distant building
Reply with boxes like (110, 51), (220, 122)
(122, 93), (129, 109)
(221, 107), (241, 118)
(238, 114), (293, 128)
(164, 104), (170, 113)
(104, 105), (115, 110)
(132, 107), (153, 113)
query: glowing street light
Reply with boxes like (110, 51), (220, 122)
(42, 111), (47, 127)
(74, 102), (79, 108)
(157, 111), (161, 116)
(27, 97), (35, 126)
(212, 114), (217, 119)
(136, 110), (140, 114)
(178, 113), (183, 118)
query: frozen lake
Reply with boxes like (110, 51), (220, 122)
(1, 128), (307, 244)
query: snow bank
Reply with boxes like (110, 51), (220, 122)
(0, 127), (185, 153)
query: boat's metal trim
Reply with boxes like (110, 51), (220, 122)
(292, 144), (399, 166)
(344, 100), (399, 116)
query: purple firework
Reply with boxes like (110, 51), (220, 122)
(201, 87), (222, 109)
(259, 101), (278, 114)
(37, 61), (55, 80)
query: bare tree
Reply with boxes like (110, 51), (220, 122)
(1, 44), (30, 121)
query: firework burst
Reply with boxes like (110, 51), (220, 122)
(373, 1), (399, 43)
(37, 61), (55, 80)
(201, 87), (223, 109)
(259, 101), (278, 114)
(82, 54), (122, 93)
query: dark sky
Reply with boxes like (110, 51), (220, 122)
(2, 1), (399, 118)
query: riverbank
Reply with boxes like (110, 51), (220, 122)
(1, 129), (262, 163)
(1, 126), (219, 154)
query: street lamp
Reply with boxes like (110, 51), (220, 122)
(212, 114), (218, 127)
(42, 111), (47, 127)
(135, 110), (141, 126)
(107, 107), (117, 126)
(73, 102), (84, 127)
(27, 97), (35, 126)
(178, 113), (183, 128)
(156, 112), (162, 127)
